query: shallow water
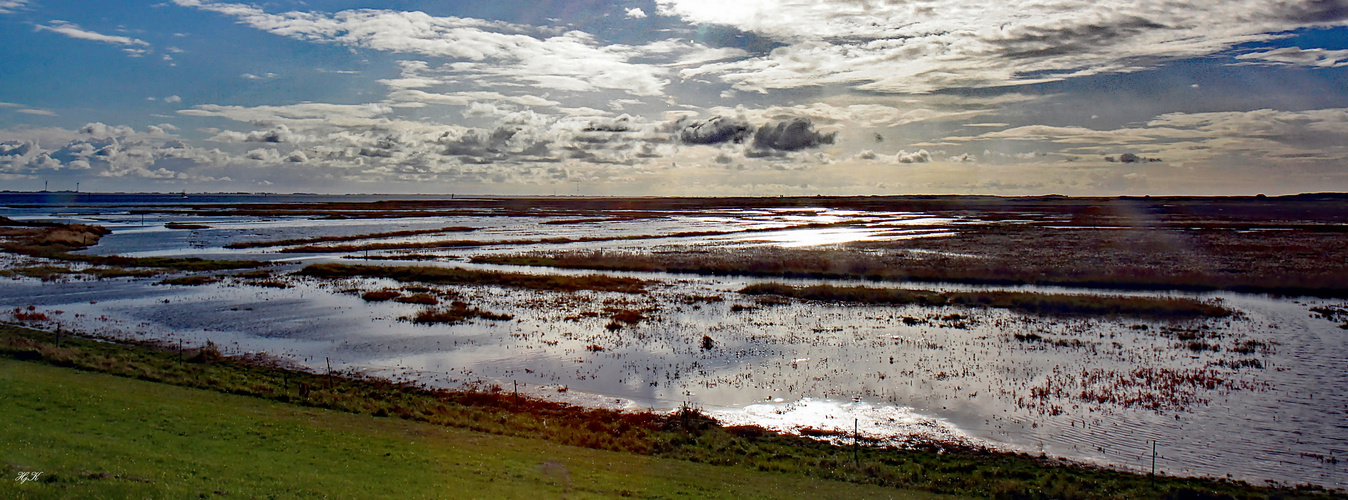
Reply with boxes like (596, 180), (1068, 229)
(1, 199), (1344, 488)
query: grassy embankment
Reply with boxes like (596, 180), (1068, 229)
(1, 323), (1339, 499)
(0, 355), (928, 499)
(0, 216), (265, 273)
(738, 283), (1233, 320)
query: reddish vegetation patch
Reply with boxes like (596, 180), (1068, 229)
(12, 307), (50, 322)
(1023, 367), (1267, 414)
(361, 290), (400, 302)
(394, 293), (439, 305)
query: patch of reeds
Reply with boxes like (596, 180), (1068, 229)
(738, 283), (1233, 320)
(406, 301), (513, 325)
(158, 275), (221, 286)
(361, 290), (400, 302)
(224, 226), (476, 249)
(296, 263), (649, 293)
(164, 222), (211, 230)
(394, 293), (439, 305)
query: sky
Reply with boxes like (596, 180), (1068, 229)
(2, 0), (1348, 196)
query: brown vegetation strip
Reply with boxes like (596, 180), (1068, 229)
(224, 226), (476, 249)
(739, 283), (1232, 320)
(296, 262), (648, 293)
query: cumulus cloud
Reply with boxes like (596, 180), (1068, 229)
(164, 95), (182, 103)
(896, 149), (932, 163)
(948, 153), (976, 163)
(36, 21), (150, 47)
(0, 122), (235, 181)
(677, 115), (752, 145)
(625, 8), (647, 19)
(660, 0), (1348, 93)
(751, 118), (836, 151)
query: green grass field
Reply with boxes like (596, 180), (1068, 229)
(0, 358), (938, 499)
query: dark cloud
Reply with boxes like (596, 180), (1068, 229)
(0, 141), (33, 156)
(752, 118), (836, 151)
(1105, 153), (1162, 163)
(1283, 0), (1348, 22)
(440, 126), (530, 158)
(678, 116), (752, 145)
(1000, 16), (1167, 60)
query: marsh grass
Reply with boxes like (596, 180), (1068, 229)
(297, 262), (649, 293)
(406, 301), (513, 325)
(739, 283), (1233, 320)
(157, 275), (221, 286)
(0, 323), (1336, 499)
(224, 226), (476, 249)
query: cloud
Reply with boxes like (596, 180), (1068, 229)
(896, 149), (932, 163)
(174, 1), (672, 96)
(36, 21), (150, 47)
(164, 95), (182, 103)
(625, 8), (647, 19)
(241, 72), (277, 80)
(0, 0), (29, 14)
(659, 0), (1348, 93)
(1105, 153), (1162, 163)
(751, 118), (835, 151)
(948, 153), (976, 163)
(1235, 46), (1348, 68)
(388, 89), (560, 107)
(677, 115), (752, 145)
(16, 109), (56, 116)
(0, 122), (232, 181)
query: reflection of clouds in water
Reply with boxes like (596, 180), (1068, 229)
(711, 398), (979, 448)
